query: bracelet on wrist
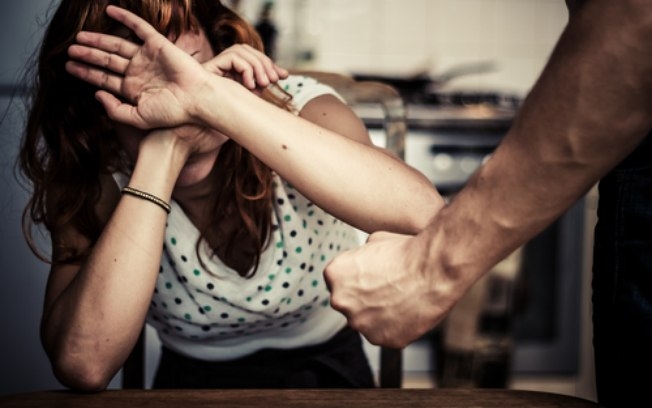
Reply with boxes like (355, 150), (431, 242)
(121, 186), (171, 214)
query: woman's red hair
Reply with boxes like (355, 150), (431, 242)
(19, 0), (290, 277)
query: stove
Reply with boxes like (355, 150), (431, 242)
(354, 90), (521, 195)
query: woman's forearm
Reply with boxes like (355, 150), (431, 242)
(42, 135), (186, 391)
(192, 79), (444, 234)
(65, 6), (442, 233)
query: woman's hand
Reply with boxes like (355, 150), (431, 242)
(65, 5), (287, 129)
(202, 44), (288, 92)
(66, 6), (204, 129)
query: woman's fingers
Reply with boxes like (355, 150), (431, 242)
(239, 45), (279, 82)
(65, 60), (124, 96)
(105, 5), (162, 43)
(231, 53), (266, 89)
(239, 45), (289, 84)
(208, 44), (289, 90)
(67, 30), (136, 96)
(275, 63), (289, 80)
(75, 31), (139, 59)
(95, 90), (147, 129)
(68, 44), (130, 74)
(218, 45), (271, 88)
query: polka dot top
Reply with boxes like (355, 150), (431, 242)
(114, 75), (361, 361)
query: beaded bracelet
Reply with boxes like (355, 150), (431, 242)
(121, 186), (171, 214)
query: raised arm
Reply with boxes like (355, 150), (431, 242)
(325, 0), (652, 347)
(65, 5), (444, 235)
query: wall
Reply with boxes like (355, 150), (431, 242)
(0, 0), (122, 395)
(0, 0), (571, 396)
(0, 0), (63, 396)
(236, 0), (568, 95)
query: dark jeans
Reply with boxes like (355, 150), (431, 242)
(592, 133), (652, 407)
(152, 325), (375, 388)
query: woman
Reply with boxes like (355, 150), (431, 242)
(20, 0), (443, 391)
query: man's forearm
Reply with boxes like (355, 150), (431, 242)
(422, 0), (652, 284)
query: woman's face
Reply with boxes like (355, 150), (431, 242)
(114, 26), (228, 188)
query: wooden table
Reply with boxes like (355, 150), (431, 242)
(0, 389), (603, 407)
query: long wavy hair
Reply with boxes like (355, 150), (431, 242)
(19, 0), (290, 278)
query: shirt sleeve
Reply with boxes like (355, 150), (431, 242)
(278, 75), (347, 114)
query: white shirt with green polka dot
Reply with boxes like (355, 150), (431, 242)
(114, 76), (362, 361)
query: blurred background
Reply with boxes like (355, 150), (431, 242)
(0, 0), (596, 402)
(230, 0), (566, 95)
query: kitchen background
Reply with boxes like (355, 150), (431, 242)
(230, 0), (567, 95)
(0, 0), (596, 403)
